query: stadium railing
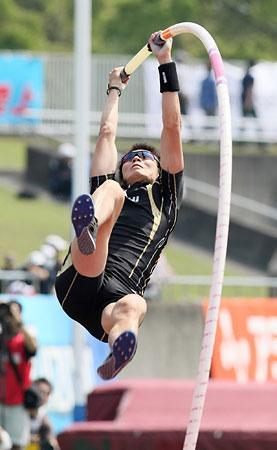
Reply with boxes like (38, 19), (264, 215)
(0, 52), (276, 144)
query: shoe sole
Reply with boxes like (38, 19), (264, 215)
(97, 331), (137, 380)
(71, 194), (96, 255)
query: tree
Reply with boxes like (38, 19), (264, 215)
(0, 0), (276, 59)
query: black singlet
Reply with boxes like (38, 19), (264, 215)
(90, 169), (184, 296)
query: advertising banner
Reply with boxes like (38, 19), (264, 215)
(0, 54), (43, 124)
(206, 298), (277, 382)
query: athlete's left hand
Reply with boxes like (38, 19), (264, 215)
(148, 31), (173, 65)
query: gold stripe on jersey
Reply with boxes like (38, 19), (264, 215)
(140, 173), (178, 291)
(61, 271), (78, 307)
(129, 184), (163, 279)
(57, 250), (79, 308)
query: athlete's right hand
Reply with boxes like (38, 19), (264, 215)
(108, 67), (130, 93)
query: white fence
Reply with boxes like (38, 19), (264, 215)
(3, 109), (275, 144)
(156, 275), (277, 300)
(0, 52), (276, 143)
(0, 270), (276, 298)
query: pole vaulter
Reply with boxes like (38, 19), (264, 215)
(121, 22), (232, 450)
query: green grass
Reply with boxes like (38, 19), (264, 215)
(0, 137), (28, 171)
(0, 186), (69, 265)
(165, 242), (212, 276)
(163, 241), (268, 300)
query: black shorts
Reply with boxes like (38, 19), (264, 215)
(55, 264), (133, 342)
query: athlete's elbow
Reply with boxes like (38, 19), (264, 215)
(163, 121), (182, 138)
(99, 122), (116, 140)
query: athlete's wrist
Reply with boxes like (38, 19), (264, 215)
(158, 61), (180, 93)
(106, 85), (122, 97)
(157, 56), (172, 65)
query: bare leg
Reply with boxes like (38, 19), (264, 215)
(97, 294), (147, 379)
(101, 294), (147, 347)
(71, 180), (125, 277)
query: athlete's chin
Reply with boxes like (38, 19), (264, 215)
(127, 174), (153, 185)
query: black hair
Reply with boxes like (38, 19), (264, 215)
(118, 142), (160, 187)
(33, 377), (53, 393)
(247, 59), (256, 71)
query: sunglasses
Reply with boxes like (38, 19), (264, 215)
(121, 150), (159, 165)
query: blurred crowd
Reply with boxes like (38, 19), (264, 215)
(0, 300), (60, 450)
(179, 58), (257, 120)
(0, 235), (68, 296)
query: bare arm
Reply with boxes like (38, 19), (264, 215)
(91, 67), (129, 177)
(148, 33), (184, 174)
(9, 302), (37, 354)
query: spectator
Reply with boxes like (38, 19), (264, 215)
(24, 251), (50, 294)
(27, 378), (60, 450)
(44, 235), (67, 266)
(39, 245), (60, 294)
(44, 235), (67, 253)
(241, 59), (257, 117)
(0, 300), (37, 450)
(199, 62), (217, 116)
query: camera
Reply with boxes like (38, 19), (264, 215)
(0, 301), (11, 317)
(24, 385), (43, 410)
(0, 301), (11, 323)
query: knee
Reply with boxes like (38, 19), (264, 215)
(99, 123), (116, 140)
(100, 179), (124, 201)
(101, 295), (147, 335)
(116, 295), (147, 321)
(98, 179), (125, 212)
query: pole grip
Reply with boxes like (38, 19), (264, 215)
(120, 68), (129, 82)
(120, 32), (167, 80)
(152, 32), (166, 47)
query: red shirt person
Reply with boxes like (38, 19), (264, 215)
(0, 300), (37, 450)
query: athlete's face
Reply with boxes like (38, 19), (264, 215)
(121, 150), (160, 186)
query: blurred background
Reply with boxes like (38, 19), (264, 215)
(0, 1), (276, 449)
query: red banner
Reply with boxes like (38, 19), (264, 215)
(204, 298), (277, 382)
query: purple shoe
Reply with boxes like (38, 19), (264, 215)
(97, 331), (137, 380)
(71, 194), (98, 255)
